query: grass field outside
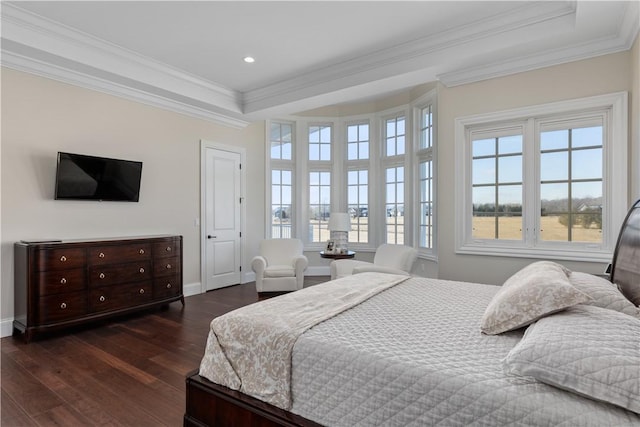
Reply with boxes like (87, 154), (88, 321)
(472, 215), (602, 242)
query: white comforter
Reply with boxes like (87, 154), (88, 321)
(290, 277), (640, 426)
(198, 272), (408, 409)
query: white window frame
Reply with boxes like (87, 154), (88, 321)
(413, 90), (437, 259)
(345, 118), (372, 246)
(381, 110), (410, 246)
(266, 120), (296, 238)
(454, 92), (628, 262)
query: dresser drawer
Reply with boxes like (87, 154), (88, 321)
(37, 268), (85, 296)
(89, 261), (151, 286)
(38, 292), (87, 324)
(88, 243), (151, 266)
(152, 239), (181, 259)
(153, 257), (180, 278)
(35, 248), (86, 271)
(153, 275), (181, 299)
(88, 281), (153, 313)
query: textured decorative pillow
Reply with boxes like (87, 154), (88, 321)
(503, 305), (640, 414)
(481, 261), (590, 335)
(570, 271), (640, 318)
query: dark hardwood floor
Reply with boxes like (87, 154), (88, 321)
(1, 277), (330, 426)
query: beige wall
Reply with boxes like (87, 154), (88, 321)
(0, 68), (266, 330)
(1, 41), (637, 332)
(437, 50), (635, 285)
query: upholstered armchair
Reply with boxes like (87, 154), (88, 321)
(330, 244), (417, 280)
(252, 239), (308, 293)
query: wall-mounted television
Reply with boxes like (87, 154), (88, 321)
(54, 152), (143, 202)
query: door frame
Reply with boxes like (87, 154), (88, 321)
(200, 139), (247, 293)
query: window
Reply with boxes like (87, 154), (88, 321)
(308, 124), (333, 243)
(346, 122), (370, 243)
(268, 121), (295, 238)
(456, 92), (628, 261)
(347, 170), (368, 243)
(270, 122), (292, 160)
(385, 166), (404, 244)
(265, 96), (438, 254)
(383, 113), (407, 245)
(539, 122), (603, 243)
(385, 116), (405, 156)
(309, 125), (331, 161)
(416, 103), (435, 251)
(271, 169), (292, 238)
(309, 171), (331, 243)
(471, 129), (523, 241)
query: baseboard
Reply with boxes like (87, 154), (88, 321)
(306, 266), (330, 276)
(1, 318), (13, 338)
(184, 282), (202, 297)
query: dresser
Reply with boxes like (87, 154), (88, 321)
(13, 235), (183, 342)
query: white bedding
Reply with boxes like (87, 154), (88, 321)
(290, 277), (640, 426)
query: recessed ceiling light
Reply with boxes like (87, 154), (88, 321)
(243, 56), (255, 63)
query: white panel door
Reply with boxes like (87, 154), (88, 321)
(204, 147), (241, 290)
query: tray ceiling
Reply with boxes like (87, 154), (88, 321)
(2, 1), (638, 127)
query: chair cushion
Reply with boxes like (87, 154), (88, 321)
(264, 265), (295, 278)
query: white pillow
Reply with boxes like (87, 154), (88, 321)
(481, 261), (590, 335)
(569, 272), (640, 318)
(503, 305), (640, 415)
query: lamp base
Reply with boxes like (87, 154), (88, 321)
(330, 231), (348, 254)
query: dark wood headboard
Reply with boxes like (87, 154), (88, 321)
(611, 199), (640, 306)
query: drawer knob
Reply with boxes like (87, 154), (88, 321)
(99, 252), (105, 258)
(166, 264), (172, 270)
(166, 246), (172, 252)
(60, 255), (67, 262)
(60, 302), (67, 309)
(99, 295), (106, 302)
(60, 278), (67, 284)
(139, 249), (145, 255)
(166, 283), (172, 289)
(139, 288), (145, 294)
(139, 267), (145, 274)
(99, 273), (105, 279)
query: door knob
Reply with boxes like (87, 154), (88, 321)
(207, 235), (217, 239)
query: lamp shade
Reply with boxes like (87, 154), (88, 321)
(328, 213), (351, 231)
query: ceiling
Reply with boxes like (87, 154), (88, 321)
(2, 1), (638, 127)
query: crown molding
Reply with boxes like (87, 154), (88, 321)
(1, 1), (636, 123)
(1, 3), (250, 128)
(242, 1), (577, 113)
(439, 1), (640, 87)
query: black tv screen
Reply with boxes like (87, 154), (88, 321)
(54, 152), (142, 202)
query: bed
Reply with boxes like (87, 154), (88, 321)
(184, 200), (640, 426)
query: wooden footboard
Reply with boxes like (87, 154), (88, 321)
(184, 370), (321, 427)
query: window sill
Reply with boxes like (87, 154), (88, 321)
(456, 244), (612, 263)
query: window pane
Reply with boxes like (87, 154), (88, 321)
(473, 158), (495, 185)
(472, 138), (495, 157)
(309, 125), (331, 162)
(498, 156), (522, 183)
(385, 166), (404, 243)
(347, 169), (369, 243)
(419, 159), (434, 249)
(498, 135), (522, 154)
(347, 143), (358, 160)
(498, 214), (522, 240)
(541, 129), (568, 150)
(271, 168), (293, 239)
(572, 148), (602, 180)
(270, 122), (293, 160)
(572, 126), (602, 148)
(540, 151), (568, 181)
(309, 171), (331, 243)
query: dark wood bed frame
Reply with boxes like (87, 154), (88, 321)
(184, 200), (640, 427)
